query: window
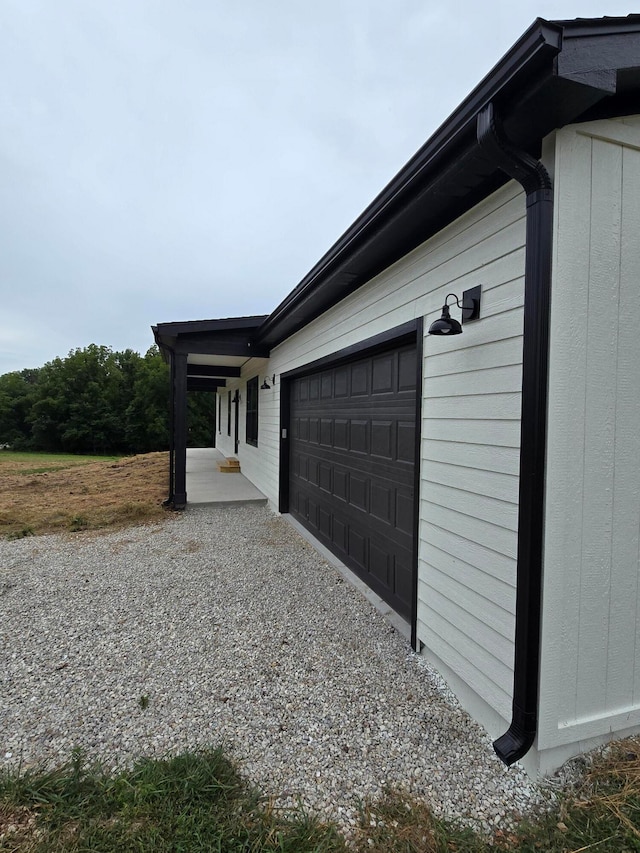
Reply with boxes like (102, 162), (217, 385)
(246, 376), (258, 447)
(218, 393), (222, 433)
(227, 390), (231, 436)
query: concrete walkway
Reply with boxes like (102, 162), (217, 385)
(186, 447), (267, 506)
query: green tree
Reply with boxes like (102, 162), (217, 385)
(29, 346), (122, 453)
(124, 347), (170, 453)
(187, 391), (216, 447)
(1, 343), (218, 455)
(0, 368), (39, 448)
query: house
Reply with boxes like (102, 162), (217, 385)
(153, 15), (640, 778)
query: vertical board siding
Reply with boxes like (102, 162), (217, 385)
(540, 117), (640, 750)
(239, 180), (526, 728)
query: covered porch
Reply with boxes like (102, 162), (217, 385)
(152, 315), (269, 508)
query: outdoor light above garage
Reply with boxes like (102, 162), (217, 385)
(428, 286), (482, 335)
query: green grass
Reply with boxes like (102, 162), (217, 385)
(0, 749), (348, 853)
(0, 451), (119, 475)
(2, 742), (640, 852)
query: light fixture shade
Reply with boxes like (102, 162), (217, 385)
(428, 304), (463, 335)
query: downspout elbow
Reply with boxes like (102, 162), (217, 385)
(493, 706), (537, 766)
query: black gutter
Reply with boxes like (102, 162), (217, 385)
(477, 103), (553, 766)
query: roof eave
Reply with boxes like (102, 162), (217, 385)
(256, 19), (563, 349)
(256, 15), (640, 350)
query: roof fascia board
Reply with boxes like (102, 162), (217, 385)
(553, 15), (640, 38)
(156, 316), (267, 336)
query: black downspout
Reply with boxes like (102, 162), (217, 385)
(477, 103), (553, 766)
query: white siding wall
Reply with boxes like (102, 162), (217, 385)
(539, 116), (640, 763)
(416, 196), (525, 728)
(230, 180), (529, 736)
(214, 366), (264, 474)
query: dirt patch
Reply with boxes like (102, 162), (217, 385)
(0, 452), (170, 538)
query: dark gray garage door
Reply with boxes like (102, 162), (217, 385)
(289, 342), (417, 621)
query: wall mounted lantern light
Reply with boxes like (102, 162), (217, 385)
(428, 286), (482, 336)
(261, 374), (276, 390)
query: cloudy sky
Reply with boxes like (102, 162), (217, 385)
(0, 0), (633, 374)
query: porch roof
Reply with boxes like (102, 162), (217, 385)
(152, 315), (268, 392)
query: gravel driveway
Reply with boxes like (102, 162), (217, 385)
(1, 505), (545, 832)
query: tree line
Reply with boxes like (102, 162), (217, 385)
(0, 344), (215, 455)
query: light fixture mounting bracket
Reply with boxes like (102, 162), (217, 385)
(461, 285), (481, 323)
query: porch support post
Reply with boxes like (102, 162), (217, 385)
(173, 351), (188, 509)
(164, 353), (176, 505)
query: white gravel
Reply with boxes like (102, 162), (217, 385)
(1, 505), (549, 834)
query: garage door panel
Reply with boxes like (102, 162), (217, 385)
(396, 491), (414, 535)
(371, 482), (393, 525)
(397, 421), (416, 464)
(349, 474), (368, 512)
(319, 462), (332, 493)
(333, 468), (348, 501)
(372, 353), (394, 394)
(289, 340), (417, 621)
(318, 505), (332, 538)
(335, 367), (349, 397)
(321, 372), (332, 398)
(399, 348), (418, 390)
(370, 543), (391, 585)
(349, 420), (368, 454)
(348, 528), (367, 569)
(334, 517), (347, 552)
(309, 376), (320, 399)
(334, 419), (348, 449)
(351, 362), (369, 395)
(371, 420), (393, 459)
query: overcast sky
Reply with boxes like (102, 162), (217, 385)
(0, 0), (633, 374)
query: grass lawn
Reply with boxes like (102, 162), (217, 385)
(0, 450), (169, 538)
(0, 451), (121, 474)
(1, 740), (640, 852)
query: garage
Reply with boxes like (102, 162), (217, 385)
(286, 338), (419, 622)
